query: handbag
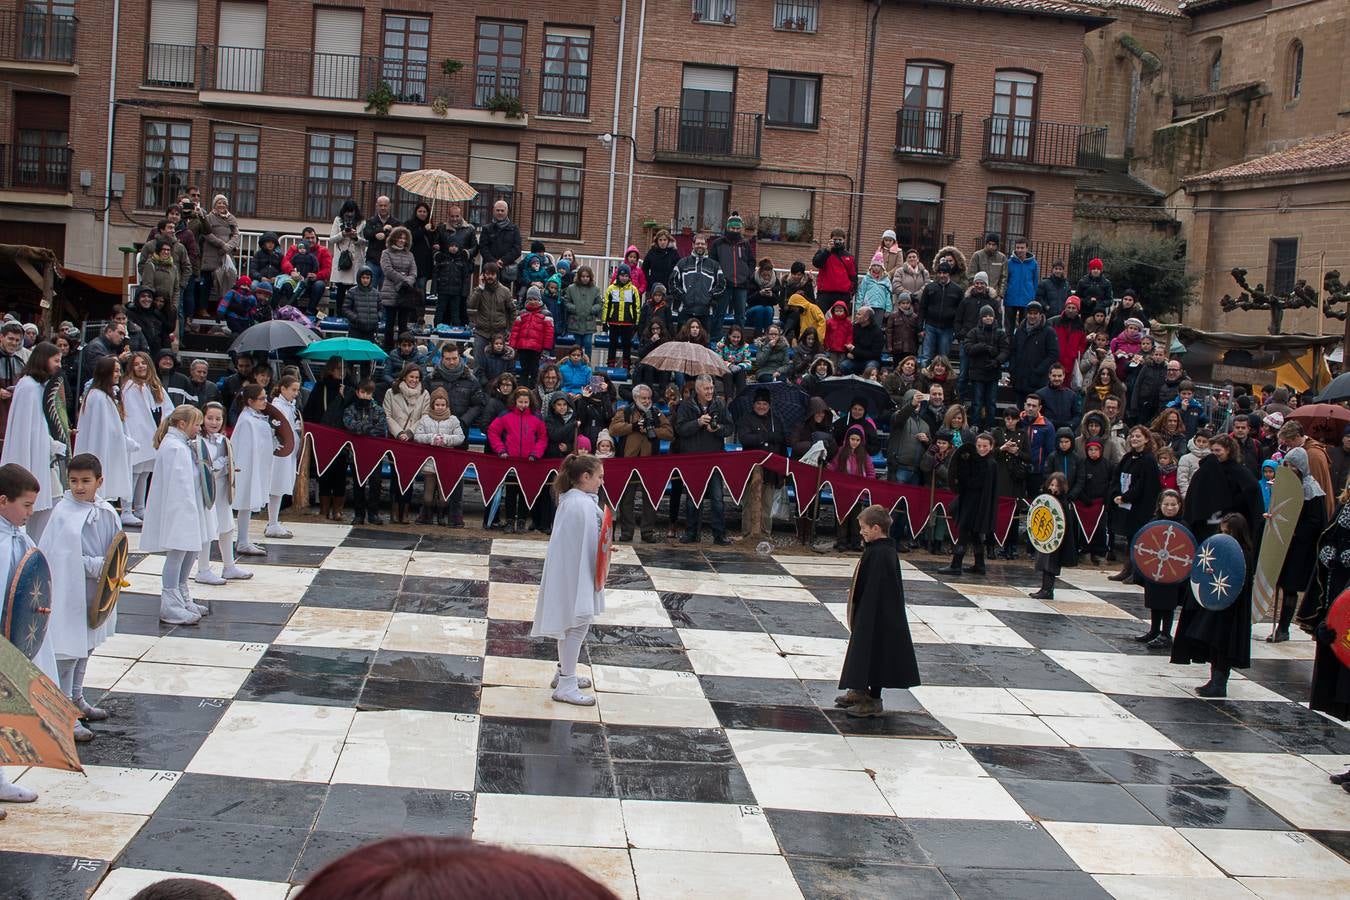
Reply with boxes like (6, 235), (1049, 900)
(396, 281), (425, 308)
(338, 248), (353, 271)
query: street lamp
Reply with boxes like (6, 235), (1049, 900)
(598, 132), (637, 261)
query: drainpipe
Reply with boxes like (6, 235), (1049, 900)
(101, 0), (122, 274)
(623, 0), (647, 250)
(604, 1), (628, 261)
(852, 0), (882, 247)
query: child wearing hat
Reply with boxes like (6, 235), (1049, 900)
(509, 287), (556, 386)
(856, 253), (894, 315)
(601, 265), (641, 370)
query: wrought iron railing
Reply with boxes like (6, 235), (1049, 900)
(894, 108), (962, 159)
(0, 143), (71, 192)
(145, 42), (195, 87)
(654, 108), (762, 162)
(0, 10), (76, 64)
(773, 0), (818, 31)
(981, 117), (1107, 171)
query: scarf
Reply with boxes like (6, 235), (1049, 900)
(397, 381), (423, 400)
(1283, 447), (1327, 501)
(1091, 383), (1111, 401)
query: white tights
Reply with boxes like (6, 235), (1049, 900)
(163, 549), (196, 592)
(267, 495), (283, 527)
(237, 509), (255, 547)
(133, 472), (151, 512)
(556, 624), (590, 677)
(198, 533), (238, 574)
(56, 657), (90, 703)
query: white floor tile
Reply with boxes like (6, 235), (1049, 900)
(739, 764), (892, 815)
(0, 807), (147, 859)
(91, 633), (161, 660)
(319, 545), (411, 574)
(140, 636), (268, 668)
(113, 661), (251, 699)
(482, 656), (591, 688)
(593, 589), (672, 628)
(726, 730), (861, 770)
(92, 868), (292, 900)
(186, 701), (354, 783)
(1235, 876), (1350, 899)
(1179, 828), (1350, 879)
(931, 712), (1070, 747)
(912, 686), (1032, 716)
(332, 709), (478, 791)
(844, 735), (987, 779)
(1041, 714), (1180, 751)
(1197, 752), (1350, 831)
(1092, 874), (1257, 899)
(875, 772), (1029, 821)
(474, 793), (625, 847)
(621, 800), (779, 854)
(479, 685), (600, 722)
(598, 693), (718, 729)
(501, 845), (637, 900)
(273, 607), (391, 650)
(1043, 822), (1225, 877)
(382, 612), (487, 655)
(591, 665), (704, 698)
(630, 849), (803, 900)
(14, 765), (180, 816)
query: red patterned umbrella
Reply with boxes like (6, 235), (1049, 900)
(1288, 403), (1350, 442)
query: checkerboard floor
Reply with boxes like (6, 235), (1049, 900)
(4, 522), (1350, 899)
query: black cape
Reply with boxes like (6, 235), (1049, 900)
(839, 538), (921, 690)
(1170, 549), (1253, 670)
(1143, 512), (1193, 612)
(950, 447), (998, 538)
(1184, 455), (1265, 542)
(1306, 502), (1350, 720)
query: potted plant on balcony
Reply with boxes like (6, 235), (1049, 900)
(485, 92), (524, 119)
(797, 16), (810, 30)
(365, 80), (396, 116)
(692, 10), (702, 22)
(441, 58), (463, 76)
(723, 12), (734, 24)
(431, 95), (449, 117)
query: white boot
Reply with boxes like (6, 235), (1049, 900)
(0, 777), (37, 803)
(72, 722), (95, 743)
(264, 523), (293, 539)
(551, 674), (596, 706)
(194, 568), (227, 586)
(552, 664), (592, 690)
(159, 589), (200, 625)
(120, 510), (142, 526)
(222, 565), (253, 580)
(179, 582), (209, 617)
(236, 543), (267, 556)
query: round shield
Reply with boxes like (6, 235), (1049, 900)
(595, 506), (614, 592)
(1, 548), (53, 660)
(1328, 589), (1350, 669)
(1026, 494), (1066, 555)
(42, 376), (71, 445)
(88, 531), (129, 630)
(1190, 533), (1247, 611)
(1131, 519), (1199, 584)
(265, 403), (297, 458)
(195, 437), (216, 508)
(224, 435), (237, 506)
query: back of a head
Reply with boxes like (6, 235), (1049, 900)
(131, 878), (237, 900)
(298, 836), (620, 900)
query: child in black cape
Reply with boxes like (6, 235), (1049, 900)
(835, 504), (920, 718)
(1135, 489), (1190, 649)
(1030, 471), (1077, 600)
(1170, 511), (1254, 697)
(1307, 495), (1350, 789)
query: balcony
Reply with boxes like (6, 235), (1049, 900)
(894, 108), (961, 163)
(196, 47), (529, 125)
(0, 10), (77, 70)
(145, 43), (196, 88)
(0, 143), (72, 198)
(980, 117), (1107, 174)
(653, 108), (762, 168)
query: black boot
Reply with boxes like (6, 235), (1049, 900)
(969, 546), (987, 576)
(1196, 665), (1230, 698)
(936, 547), (966, 576)
(1029, 572), (1054, 600)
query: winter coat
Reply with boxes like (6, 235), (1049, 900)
(283, 242), (332, 281)
(792, 397), (838, 458)
(748, 269), (779, 311)
(1109, 330), (1143, 381)
(612, 250), (648, 297)
(753, 338), (791, 378)
(717, 339), (754, 370)
(1010, 319), (1060, 396)
(602, 281), (642, 325)
(608, 404), (673, 458)
(962, 322), (1010, 383)
(342, 279), (382, 333)
(970, 248), (1008, 296)
(575, 391), (614, 445)
(428, 364), (486, 430)
(1049, 313), (1087, 377)
(469, 283), (516, 340)
(641, 243), (680, 296)
(1082, 370), (1127, 416)
(636, 299), (674, 339)
(833, 413), (880, 457)
(954, 287), (997, 338)
(1076, 411), (1124, 468)
(1129, 361), (1168, 425)
(887, 307), (920, 357)
(564, 282), (603, 334)
(888, 392), (932, 472)
(850, 314), (886, 363)
(1035, 385), (1081, 431)
(558, 359), (593, 393)
(413, 414), (466, 467)
(1034, 275), (1072, 317)
(138, 257), (179, 307)
(951, 446), (999, 534)
(1177, 439), (1210, 497)
(200, 211), (239, 273)
(673, 396), (733, 454)
(824, 303), (853, 352)
(406, 216), (437, 279)
(378, 246), (420, 309)
(786, 293), (826, 342)
(812, 246), (858, 295)
(544, 397), (582, 458)
(856, 274), (893, 314)
(249, 234), (284, 282)
(361, 214), (398, 266)
(1116, 449), (1161, 538)
(1075, 274), (1114, 316)
(737, 410), (787, 458)
(710, 233), (755, 289)
(432, 246), (473, 299)
(918, 279), (963, 331)
(437, 222), (478, 267)
(1004, 254), (1039, 309)
(991, 425), (1030, 497)
(1021, 414), (1057, 475)
(479, 218), (523, 271)
(475, 347), (515, 387)
(670, 254), (725, 322)
(891, 263), (929, 298)
(488, 407), (547, 458)
(328, 219), (366, 286)
(510, 301), (555, 353)
(342, 397), (387, 437)
(382, 384), (430, 440)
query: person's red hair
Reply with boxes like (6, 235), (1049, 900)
(297, 836), (619, 900)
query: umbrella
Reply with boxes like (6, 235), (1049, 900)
(299, 336), (389, 362)
(809, 375), (892, 418)
(1288, 403), (1350, 442)
(229, 320), (318, 355)
(1316, 372), (1350, 403)
(638, 342), (729, 376)
(730, 381), (810, 432)
(0, 640), (84, 774)
(397, 169), (478, 202)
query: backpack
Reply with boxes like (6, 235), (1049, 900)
(338, 248), (353, 271)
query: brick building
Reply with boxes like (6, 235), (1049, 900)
(0, 0), (1110, 283)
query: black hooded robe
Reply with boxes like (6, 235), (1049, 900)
(839, 537), (920, 691)
(1170, 548), (1254, 671)
(1183, 454), (1265, 542)
(1307, 503), (1350, 720)
(951, 446), (999, 541)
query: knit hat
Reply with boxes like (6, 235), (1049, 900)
(935, 428), (953, 442)
(1125, 317), (1144, 330)
(896, 291), (913, 304)
(726, 213), (743, 229)
(882, 229), (897, 243)
(1089, 257), (1104, 271)
(526, 284), (543, 301)
(985, 232), (1000, 245)
(979, 305), (995, 319)
(596, 429), (614, 448)
(973, 271), (989, 285)
(617, 263), (631, 276)
(252, 280), (273, 296)
(212, 193), (228, 208)
(651, 283), (667, 297)
(1085, 439), (1103, 451)
(870, 252), (886, 268)
(1263, 412), (1285, 429)
(557, 259), (571, 272)
(753, 388), (772, 403)
(937, 262), (952, 274)
(1064, 295), (1081, 310)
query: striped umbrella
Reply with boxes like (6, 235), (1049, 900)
(396, 169), (478, 202)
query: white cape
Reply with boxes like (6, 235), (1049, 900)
(269, 395), (302, 497)
(0, 519), (56, 683)
(200, 432), (235, 537)
(532, 488), (606, 639)
(74, 390), (134, 500)
(230, 407), (273, 512)
(122, 381), (172, 469)
(139, 430), (211, 552)
(0, 375), (61, 511)
(38, 492), (121, 659)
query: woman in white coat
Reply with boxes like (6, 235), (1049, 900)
(74, 356), (138, 525)
(532, 453), (607, 706)
(139, 404), (211, 625)
(265, 375), (303, 539)
(382, 363), (429, 524)
(194, 401), (252, 585)
(122, 351), (173, 518)
(0, 343), (67, 540)
(412, 387), (465, 524)
(231, 383), (274, 554)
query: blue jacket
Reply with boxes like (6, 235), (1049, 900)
(558, 358), (593, 393)
(1021, 415), (1057, 475)
(1004, 254), (1039, 309)
(1166, 395), (1208, 437)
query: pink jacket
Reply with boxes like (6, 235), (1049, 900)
(488, 408), (547, 459)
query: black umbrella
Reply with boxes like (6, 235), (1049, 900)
(1316, 372), (1350, 403)
(229, 319), (317, 354)
(730, 381), (811, 432)
(809, 375), (892, 418)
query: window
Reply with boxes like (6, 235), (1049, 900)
(215, 2), (267, 93)
(1208, 48), (1222, 93)
(766, 74), (819, 128)
(895, 181), (942, 264)
(19, 0), (75, 62)
(985, 189), (1032, 243)
(989, 70), (1039, 161)
(146, 0), (198, 87)
(467, 142), (518, 223)
(210, 127), (259, 216)
(900, 61), (950, 152)
(533, 148), (584, 239)
(693, 0), (737, 25)
(12, 92), (69, 192)
(680, 66), (736, 154)
(1286, 40), (1303, 101)
(1269, 239), (1299, 295)
(757, 186), (812, 243)
(141, 119), (190, 210)
(305, 132), (355, 221)
(675, 182), (728, 235)
(541, 28), (591, 118)
(382, 14), (431, 103)
(773, 0), (818, 32)
(374, 136), (424, 221)
(475, 20), (524, 108)
(312, 8), (362, 100)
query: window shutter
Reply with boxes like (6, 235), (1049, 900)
(682, 67), (735, 93)
(470, 143), (518, 187)
(759, 186), (811, 220)
(897, 181), (942, 203)
(149, 0), (197, 46)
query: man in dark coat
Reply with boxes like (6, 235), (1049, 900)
(938, 434), (999, 575)
(836, 504), (920, 718)
(478, 199), (523, 276)
(1009, 301), (1059, 397)
(736, 388), (787, 543)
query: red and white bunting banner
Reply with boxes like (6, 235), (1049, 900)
(1074, 499), (1107, 544)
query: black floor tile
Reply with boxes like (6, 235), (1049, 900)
(393, 591), (490, 617)
(153, 774), (326, 829)
(476, 751), (616, 798)
(917, 662), (999, 688)
(786, 858), (957, 900)
(612, 760), (754, 803)
(295, 829), (378, 881)
(707, 557), (788, 575)
(357, 677), (479, 714)
(1002, 779), (1160, 825)
(661, 594), (761, 632)
(115, 817), (309, 881)
(1123, 784), (1294, 830)
(587, 625), (682, 648)
(1308, 830), (1350, 864)
(486, 636), (577, 662)
(309, 568), (404, 591)
(606, 725), (736, 764)
(114, 612), (175, 636)
(955, 646), (1096, 692)
(822, 707), (955, 739)
(967, 745), (1109, 783)
(1211, 699), (1334, 730)
(196, 599), (297, 625)
(220, 543), (331, 567)
(1251, 722), (1350, 755)
(237, 646), (372, 706)
(1147, 720), (1286, 754)
(1079, 749), (1227, 786)
(74, 692), (227, 770)
(414, 535), (493, 555)
(477, 717), (608, 758)
(1107, 694), (1239, 725)
(636, 549), (707, 570)
(584, 645), (689, 671)
(698, 675), (815, 707)
(109, 593), (160, 617)
(746, 599), (850, 639)
(801, 680), (925, 713)
(342, 528), (418, 549)
(402, 575), (490, 597)
(0, 851), (108, 900)
(939, 867), (1113, 900)
(368, 650), (482, 684)
(315, 784), (474, 836)
(991, 611), (1116, 652)
(766, 809), (932, 865)
(300, 585), (399, 611)
(170, 618), (286, 644)
(905, 819), (1078, 871)
(711, 701), (836, 734)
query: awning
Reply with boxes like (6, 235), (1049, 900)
(1163, 326), (1338, 392)
(59, 266), (131, 297)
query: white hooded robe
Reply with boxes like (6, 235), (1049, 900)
(38, 492), (122, 660)
(230, 406), (273, 513)
(74, 389), (134, 500)
(139, 429), (212, 553)
(0, 375), (63, 512)
(531, 488), (606, 639)
(122, 381), (173, 473)
(268, 394), (302, 497)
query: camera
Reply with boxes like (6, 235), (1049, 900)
(180, 199), (194, 213)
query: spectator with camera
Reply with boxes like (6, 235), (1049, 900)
(329, 200), (366, 313)
(607, 383), (673, 543)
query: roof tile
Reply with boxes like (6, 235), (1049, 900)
(1183, 131), (1350, 185)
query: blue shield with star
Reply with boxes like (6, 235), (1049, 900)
(1190, 534), (1246, 611)
(1, 548), (53, 660)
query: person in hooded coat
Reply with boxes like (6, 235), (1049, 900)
(139, 405), (212, 626)
(939, 433), (999, 575)
(122, 352), (174, 519)
(230, 384), (275, 555)
(835, 504), (921, 718)
(1182, 433), (1265, 543)
(1270, 446), (1327, 642)
(1170, 511), (1255, 697)
(1108, 425), (1162, 583)
(0, 343), (66, 540)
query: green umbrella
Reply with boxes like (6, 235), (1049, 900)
(298, 337), (389, 362)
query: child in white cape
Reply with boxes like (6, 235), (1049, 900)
(264, 375), (303, 538)
(121, 352), (173, 520)
(230, 384), (274, 555)
(73, 356), (139, 525)
(139, 405), (213, 625)
(194, 401), (252, 584)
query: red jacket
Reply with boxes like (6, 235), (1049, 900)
(509, 302), (555, 352)
(1052, 316), (1087, 377)
(813, 247), (857, 294)
(488, 408), (547, 459)
(824, 302), (853, 352)
(282, 243), (333, 281)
